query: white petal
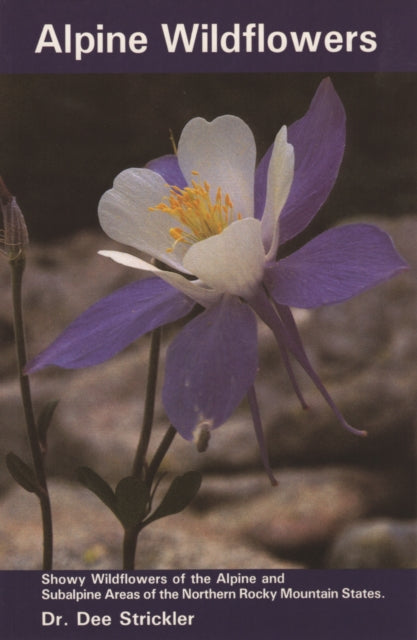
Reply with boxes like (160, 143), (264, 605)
(98, 168), (189, 272)
(98, 250), (220, 307)
(98, 250), (158, 272)
(261, 126), (294, 259)
(177, 115), (256, 219)
(183, 218), (265, 298)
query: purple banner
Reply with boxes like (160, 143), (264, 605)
(1, 570), (416, 639)
(0, 0), (416, 73)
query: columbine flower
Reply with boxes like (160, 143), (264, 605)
(26, 79), (407, 483)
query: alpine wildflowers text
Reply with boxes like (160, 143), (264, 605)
(34, 23), (378, 61)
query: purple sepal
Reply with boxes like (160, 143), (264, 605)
(265, 224), (408, 309)
(247, 386), (278, 486)
(255, 78), (346, 245)
(250, 289), (366, 436)
(26, 278), (194, 372)
(162, 296), (258, 439)
(276, 304), (366, 437)
(146, 154), (187, 188)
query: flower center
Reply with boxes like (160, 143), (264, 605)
(149, 172), (241, 252)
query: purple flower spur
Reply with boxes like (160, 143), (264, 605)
(27, 78), (407, 483)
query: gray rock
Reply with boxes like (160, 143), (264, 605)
(204, 466), (409, 566)
(326, 518), (417, 568)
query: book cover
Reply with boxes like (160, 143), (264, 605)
(0, 1), (416, 638)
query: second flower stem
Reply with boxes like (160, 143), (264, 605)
(11, 254), (53, 569)
(124, 324), (179, 569)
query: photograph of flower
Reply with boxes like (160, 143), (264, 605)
(0, 73), (415, 571)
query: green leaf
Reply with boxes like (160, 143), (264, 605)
(115, 477), (150, 529)
(77, 466), (117, 516)
(37, 400), (59, 447)
(6, 452), (39, 494)
(144, 471), (202, 527)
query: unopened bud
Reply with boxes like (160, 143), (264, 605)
(0, 177), (29, 258)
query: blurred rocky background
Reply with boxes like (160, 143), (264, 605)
(0, 73), (415, 569)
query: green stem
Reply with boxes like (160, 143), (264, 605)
(145, 424), (176, 488)
(10, 254), (53, 569)
(131, 327), (162, 479)
(123, 324), (181, 570)
(122, 525), (143, 570)
(122, 424), (177, 570)
(122, 327), (161, 569)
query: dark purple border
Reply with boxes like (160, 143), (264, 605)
(0, 3), (416, 640)
(1, 570), (417, 639)
(0, 0), (416, 73)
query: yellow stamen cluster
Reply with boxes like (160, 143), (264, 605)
(150, 173), (240, 252)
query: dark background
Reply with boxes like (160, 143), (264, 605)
(0, 73), (415, 242)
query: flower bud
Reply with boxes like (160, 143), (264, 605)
(0, 177), (29, 258)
